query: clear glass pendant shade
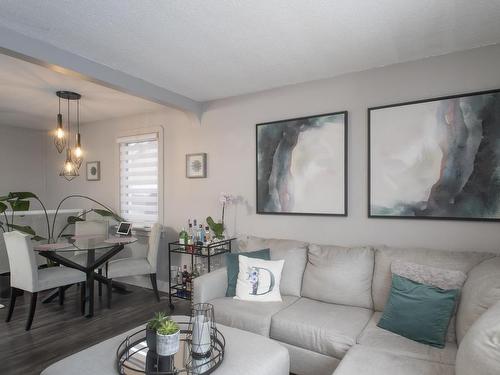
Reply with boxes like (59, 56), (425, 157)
(54, 113), (66, 153)
(59, 148), (79, 181)
(73, 133), (83, 169)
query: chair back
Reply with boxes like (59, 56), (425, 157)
(75, 220), (108, 237)
(3, 231), (38, 292)
(147, 223), (162, 272)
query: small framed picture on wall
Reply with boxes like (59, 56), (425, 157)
(86, 161), (101, 181)
(186, 153), (207, 178)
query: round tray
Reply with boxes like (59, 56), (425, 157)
(116, 322), (225, 375)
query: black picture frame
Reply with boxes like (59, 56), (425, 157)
(256, 111), (348, 216)
(368, 88), (500, 222)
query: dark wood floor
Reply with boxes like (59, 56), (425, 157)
(0, 285), (189, 375)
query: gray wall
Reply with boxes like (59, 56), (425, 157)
(42, 44), (500, 285)
(0, 125), (48, 273)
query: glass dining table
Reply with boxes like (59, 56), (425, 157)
(34, 235), (137, 317)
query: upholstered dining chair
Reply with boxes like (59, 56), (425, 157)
(105, 223), (162, 307)
(3, 231), (86, 330)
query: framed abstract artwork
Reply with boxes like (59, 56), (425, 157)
(86, 161), (100, 181)
(186, 153), (207, 178)
(369, 88), (500, 221)
(256, 111), (347, 216)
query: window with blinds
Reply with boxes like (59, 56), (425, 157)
(117, 133), (159, 226)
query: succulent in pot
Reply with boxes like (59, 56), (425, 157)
(146, 312), (168, 352)
(156, 318), (181, 356)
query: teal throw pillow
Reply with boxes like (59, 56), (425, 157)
(377, 274), (459, 348)
(225, 249), (270, 297)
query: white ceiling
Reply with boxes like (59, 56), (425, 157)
(0, 53), (166, 130)
(1, 1), (500, 102)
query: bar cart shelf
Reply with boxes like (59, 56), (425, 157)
(168, 238), (235, 309)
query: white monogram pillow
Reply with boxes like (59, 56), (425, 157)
(234, 255), (285, 302)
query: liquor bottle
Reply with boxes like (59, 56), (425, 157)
(187, 237), (193, 254)
(198, 224), (205, 244)
(176, 266), (182, 285)
(205, 226), (212, 243)
(182, 265), (189, 285)
(179, 227), (188, 245)
(192, 219), (198, 242)
(188, 221), (194, 242)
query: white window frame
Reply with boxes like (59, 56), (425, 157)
(115, 126), (164, 227)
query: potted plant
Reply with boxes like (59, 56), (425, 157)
(146, 312), (168, 352)
(156, 318), (181, 357)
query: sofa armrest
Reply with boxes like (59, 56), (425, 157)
(193, 267), (228, 304)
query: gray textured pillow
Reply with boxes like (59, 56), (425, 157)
(302, 244), (374, 309)
(391, 260), (467, 343)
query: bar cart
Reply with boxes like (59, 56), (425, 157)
(168, 238), (235, 309)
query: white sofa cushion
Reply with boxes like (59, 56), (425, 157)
(301, 244), (374, 309)
(333, 345), (454, 375)
(210, 295), (299, 337)
(270, 297), (372, 359)
(456, 300), (500, 375)
(237, 235), (307, 297)
(372, 246), (493, 312)
(357, 312), (457, 365)
(456, 256), (500, 343)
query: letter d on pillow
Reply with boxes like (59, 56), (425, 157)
(234, 256), (285, 302)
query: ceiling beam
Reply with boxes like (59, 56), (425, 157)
(0, 25), (203, 120)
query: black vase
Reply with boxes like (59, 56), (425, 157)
(146, 328), (157, 353)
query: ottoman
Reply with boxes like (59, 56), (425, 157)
(40, 318), (289, 375)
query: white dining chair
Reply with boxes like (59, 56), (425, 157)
(105, 223), (162, 307)
(3, 231), (86, 330)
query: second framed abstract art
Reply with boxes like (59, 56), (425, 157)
(256, 111), (348, 216)
(369, 88), (500, 221)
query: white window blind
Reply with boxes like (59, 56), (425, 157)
(117, 133), (159, 226)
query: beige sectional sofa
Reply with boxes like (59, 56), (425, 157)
(193, 235), (500, 375)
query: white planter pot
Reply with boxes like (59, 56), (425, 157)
(156, 330), (180, 356)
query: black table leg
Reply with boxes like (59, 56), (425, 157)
(85, 249), (95, 318)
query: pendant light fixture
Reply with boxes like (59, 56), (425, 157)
(73, 100), (83, 169)
(54, 96), (66, 153)
(55, 91), (81, 181)
(53, 91), (83, 180)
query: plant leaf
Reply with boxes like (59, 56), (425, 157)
(0, 202), (7, 213)
(0, 195), (9, 201)
(7, 224), (36, 235)
(67, 216), (85, 224)
(93, 209), (124, 222)
(32, 235), (46, 242)
(9, 199), (30, 211)
(8, 192), (38, 200)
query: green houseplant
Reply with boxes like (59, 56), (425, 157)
(156, 318), (181, 356)
(0, 192), (124, 242)
(146, 312), (168, 352)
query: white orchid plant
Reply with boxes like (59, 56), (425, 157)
(206, 192), (234, 240)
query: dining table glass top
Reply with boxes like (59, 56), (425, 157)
(33, 235), (138, 252)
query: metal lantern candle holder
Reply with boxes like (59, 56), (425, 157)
(188, 303), (216, 359)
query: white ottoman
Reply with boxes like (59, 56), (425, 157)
(40, 320), (289, 375)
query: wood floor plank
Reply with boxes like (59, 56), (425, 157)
(0, 285), (189, 375)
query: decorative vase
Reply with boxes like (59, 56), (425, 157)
(189, 303), (215, 358)
(146, 327), (157, 353)
(156, 330), (180, 357)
